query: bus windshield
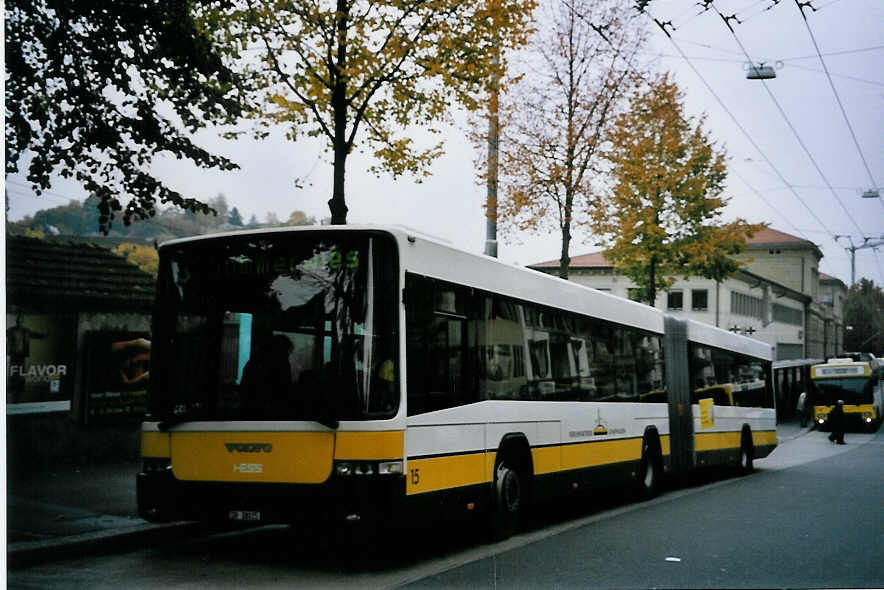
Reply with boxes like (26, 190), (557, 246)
(810, 377), (874, 406)
(149, 231), (399, 425)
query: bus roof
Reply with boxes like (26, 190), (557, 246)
(686, 319), (773, 361)
(772, 358), (825, 370)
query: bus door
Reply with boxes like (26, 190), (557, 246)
(664, 317), (695, 474)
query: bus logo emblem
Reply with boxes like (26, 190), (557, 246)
(225, 443), (272, 453)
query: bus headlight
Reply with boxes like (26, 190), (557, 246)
(336, 461), (374, 476)
(817, 416), (826, 424)
(378, 461), (403, 475)
(142, 457), (171, 472)
(335, 460), (403, 476)
(863, 413), (872, 423)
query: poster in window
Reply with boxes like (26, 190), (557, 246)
(6, 313), (77, 413)
(83, 331), (151, 424)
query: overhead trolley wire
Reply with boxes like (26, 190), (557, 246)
(709, 2), (869, 238)
(730, 168), (813, 241)
(784, 63), (884, 88)
(661, 38), (884, 86)
(636, 2), (839, 245)
(792, 0), (883, 209)
(779, 44), (884, 61)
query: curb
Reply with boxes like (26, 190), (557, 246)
(777, 424), (814, 442)
(7, 520), (222, 570)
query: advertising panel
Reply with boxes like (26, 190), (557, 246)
(83, 331), (151, 424)
(6, 313), (77, 414)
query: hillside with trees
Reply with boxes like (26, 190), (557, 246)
(6, 194), (317, 243)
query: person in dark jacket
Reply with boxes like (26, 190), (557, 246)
(827, 399), (847, 444)
(240, 334), (293, 419)
(796, 391), (810, 428)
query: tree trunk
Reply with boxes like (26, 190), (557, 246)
(328, 0), (349, 225)
(330, 135), (348, 225)
(559, 222), (571, 280)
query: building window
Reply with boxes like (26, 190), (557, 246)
(667, 290), (683, 310)
(691, 289), (708, 311)
(773, 303), (803, 326)
(776, 343), (803, 361)
(731, 291), (764, 319)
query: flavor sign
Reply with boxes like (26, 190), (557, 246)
(6, 313), (76, 414)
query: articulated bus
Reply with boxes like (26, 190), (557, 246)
(137, 226), (776, 539)
(809, 357), (883, 430)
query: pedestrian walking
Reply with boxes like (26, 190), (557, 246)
(827, 399), (846, 444)
(796, 391), (809, 428)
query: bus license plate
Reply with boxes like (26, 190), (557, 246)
(229, 510), (261, 522)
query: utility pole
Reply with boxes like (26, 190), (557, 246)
(834, 235), (884, 285)
(484, 40), (501, 259)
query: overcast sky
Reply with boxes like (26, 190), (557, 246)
(5, 0), (882, 286)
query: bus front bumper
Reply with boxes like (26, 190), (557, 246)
(136, 468), (406, 527)
(814, 405), (877, 428)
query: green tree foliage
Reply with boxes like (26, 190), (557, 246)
(229, 207), (244, 226)
(201, 0), (535, 224)
(6, 194), (290, 241)
(13, 197), (100, 236)
(590, 73), (765, 305)
(5, 0), (244, 233)
(843, 279), (884, 354)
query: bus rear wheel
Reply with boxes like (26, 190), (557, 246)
(490, 462), (522, 541)
(636, 439), (661, 499)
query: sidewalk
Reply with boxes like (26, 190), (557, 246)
(774, 417), (813, 442)
(6, 461), (207, 568)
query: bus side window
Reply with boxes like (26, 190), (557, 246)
(636, 333), (666, 403)
(405, 274), (477, 416)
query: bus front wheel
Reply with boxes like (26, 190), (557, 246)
(739, 431), (754, 474)
(490, 462), (522, 541)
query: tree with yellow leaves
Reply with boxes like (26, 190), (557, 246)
(590, 73), (765, 306)
(113, 243), (159, 276)
(202, 0), (535, 224)
(489, 0), (646, 277)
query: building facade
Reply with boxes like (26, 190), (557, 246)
(818, 273), (848, 357)
(6, 236), (156, 471)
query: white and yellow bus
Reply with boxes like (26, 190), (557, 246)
(137, 226), (776, 539)
(809, 357), (883, 430)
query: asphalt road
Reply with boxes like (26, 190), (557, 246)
(407, 430), (884, 589)
(7, 426), (883, 589)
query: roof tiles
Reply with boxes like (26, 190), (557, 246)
(6, 236), (156, 310)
